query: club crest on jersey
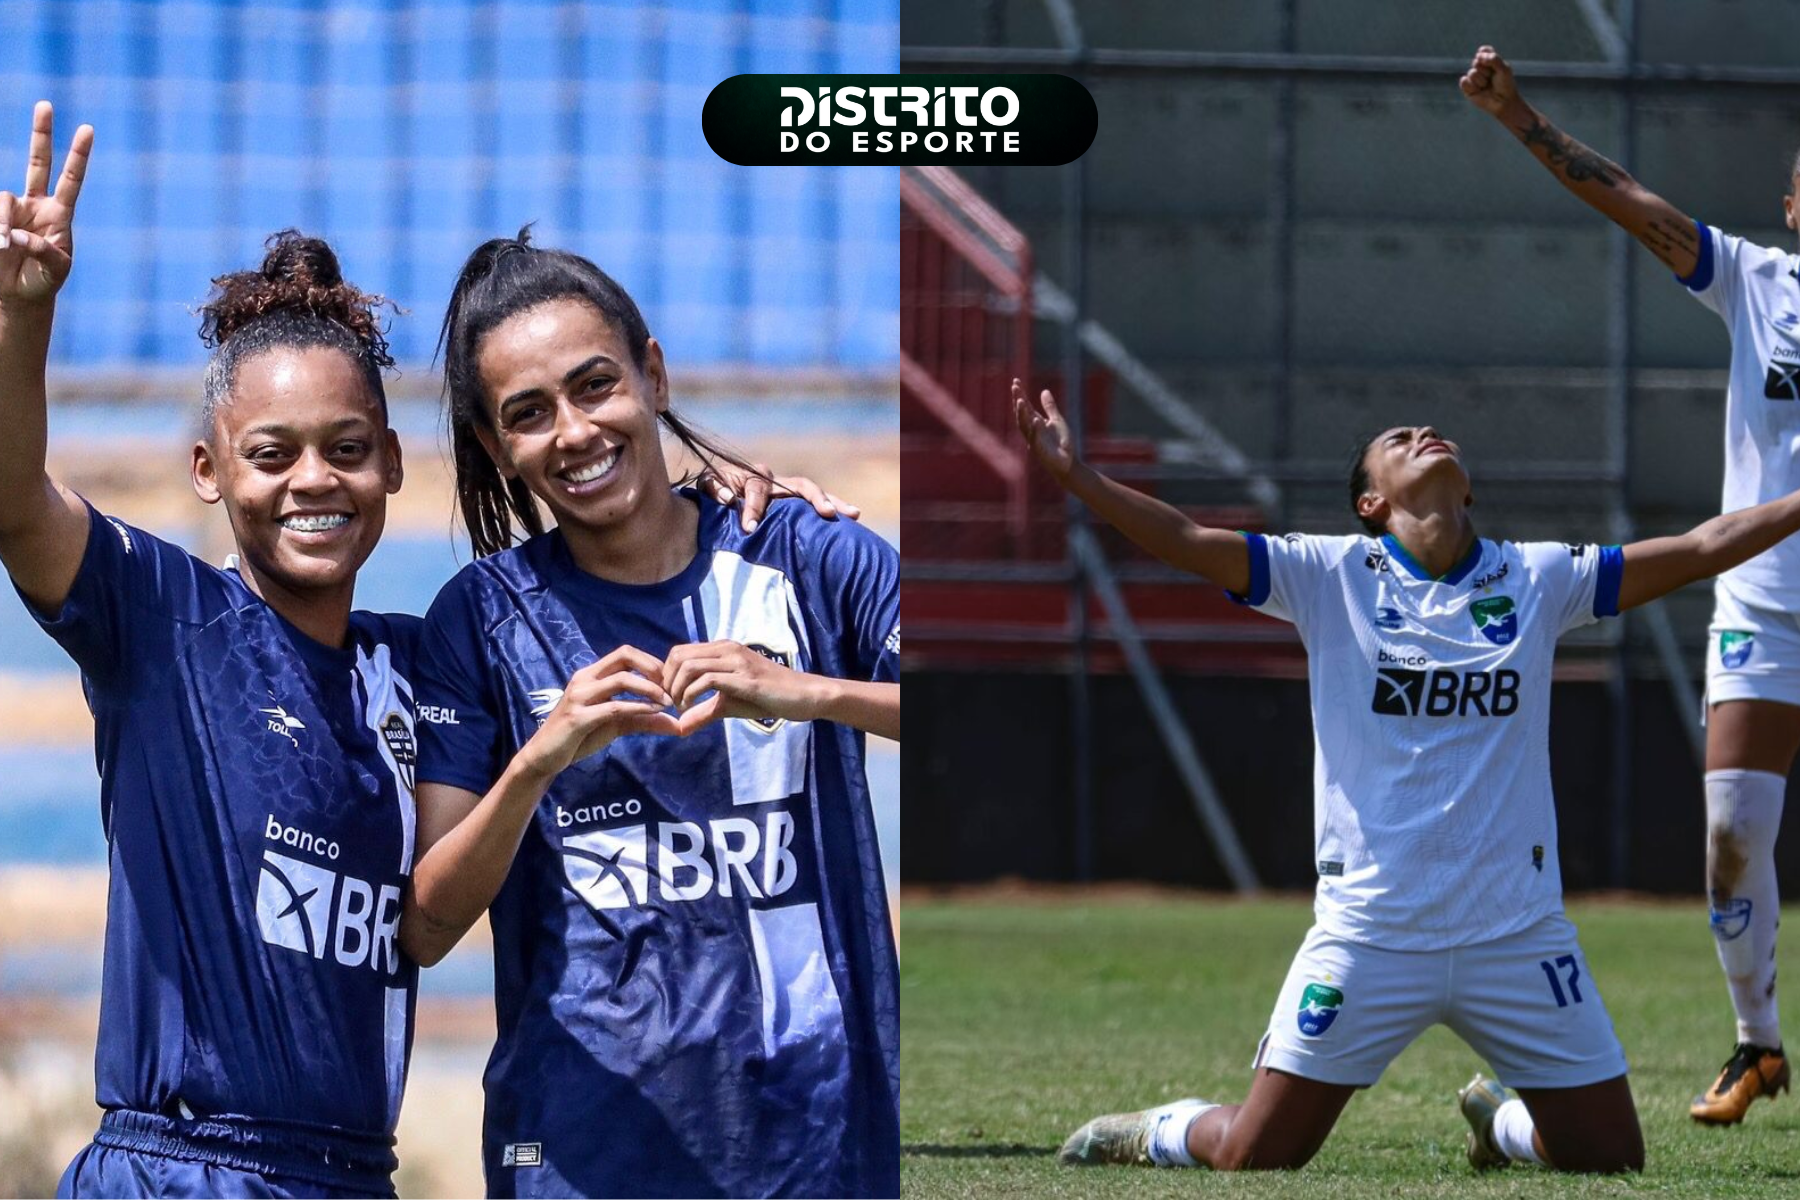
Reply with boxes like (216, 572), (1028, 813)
(380, 712), (417, 792)
(1470, 595), (1518, 646)
(1297, 982), (1343, 1037)
(1710, 897), (1753, 941)
(1720, 630), (1755, 669)
(744, 644), (794, 733)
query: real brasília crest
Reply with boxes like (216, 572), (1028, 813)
(1471, 595), (1518, 646)
(1297, 983), (1343, 1037)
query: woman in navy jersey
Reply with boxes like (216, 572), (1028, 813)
(2, 103), (421, 1198)
(0, 104), (845, 1198)
(401, 233), (901, 1199)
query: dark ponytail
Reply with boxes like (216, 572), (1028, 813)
(198, 230), (395, 432)
(438, 226), (766, 558)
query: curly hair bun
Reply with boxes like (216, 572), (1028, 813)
(199, 229), (394, 369)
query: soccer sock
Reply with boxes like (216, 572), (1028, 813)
(1490, 1099), (1544, 1167)
(1144, 1099), (1216, 1168)
(1704, 769), (1785, 1049)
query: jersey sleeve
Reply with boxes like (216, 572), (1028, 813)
(17, 501), (210, 688)
(1677, 222), (1784, 328)
(414, 572), (509, 796)
(1226, 532), (1351, 634)
(1527, 542), (1625, 635)
(801, 516), (899, 683)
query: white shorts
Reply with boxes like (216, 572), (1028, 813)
(1705, 581), (1800, 709)
(1253, 915), (1629, 1090)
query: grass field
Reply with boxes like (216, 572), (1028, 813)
(901, 891), (1800, 1197)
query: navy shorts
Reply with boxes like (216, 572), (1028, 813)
(57, 1110), (396, 1199)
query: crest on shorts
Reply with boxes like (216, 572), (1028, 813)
(1470, 595), (1518, 646)
(380, 712), (417, 793)
(1719, 630), (1755, 670)
(1710, 897), (1753, 941)
(1297, 982), (1344, 1038)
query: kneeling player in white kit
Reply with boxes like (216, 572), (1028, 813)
(1014, 379), (1800, 1173)
(1461, 44), (1795, 1124)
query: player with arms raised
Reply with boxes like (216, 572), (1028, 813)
(1462, 44), (1796, 1124)
(1019, 376), (1800, 1173)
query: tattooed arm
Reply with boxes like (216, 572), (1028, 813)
(1460, 45), (1701, 277)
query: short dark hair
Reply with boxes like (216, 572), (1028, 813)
(1347, 430), (1386, 537)
(1789, 146), (1800, 194)
(436, 226), (766, 558)
(197, 230), (394, 435)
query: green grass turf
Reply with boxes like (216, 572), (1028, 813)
(900, 893), (1800, 1197)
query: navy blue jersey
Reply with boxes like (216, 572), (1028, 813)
(23, 504), (420, 1184)
(415, 494), (899, 1199)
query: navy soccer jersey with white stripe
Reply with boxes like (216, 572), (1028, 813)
(24, 504), (420, 1177)
(415, 494), (899, 1199)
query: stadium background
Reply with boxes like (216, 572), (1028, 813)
(0, 1), (896, 1195)
(902, 0), (1800, 894)
(898, 4), (1800, 1195)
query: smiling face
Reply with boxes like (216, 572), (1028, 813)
(472, 297), (672, 534)
(1354, 425), (1471, 531)
(192, 346), (402, 600)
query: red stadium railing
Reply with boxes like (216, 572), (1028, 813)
(900, 165), (1034, 552)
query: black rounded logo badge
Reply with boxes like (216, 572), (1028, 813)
(703, 73), (1097, 167)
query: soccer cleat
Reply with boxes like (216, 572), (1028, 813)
(1457, 1073), (1511, 1171)
(1057, 1099), (1207, 1167)
(1690, 1042), (1790, 1125)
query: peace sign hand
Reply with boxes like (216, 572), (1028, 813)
(0, 101), (93, 305)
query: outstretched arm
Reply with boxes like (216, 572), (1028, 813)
(1011, 379), (1250, 595)
(1461, 46), (1701, 277)
(1618, 492), (1800, 611)
(0, 102), (95, 613)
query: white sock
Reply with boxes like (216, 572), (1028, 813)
(1145, 1099), (1215, 1168)
(1491, 1098), (1543, 1167)
(1705, 769), (1785, 1048)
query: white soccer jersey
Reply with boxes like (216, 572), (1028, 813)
(1681, 223), (1800, 611)
(1235, 531), (1623, 951)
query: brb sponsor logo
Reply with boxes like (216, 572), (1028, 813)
(255, 816), (402, 974)
(1371, 667), (1520, 717)
(561, 811), (798, 912)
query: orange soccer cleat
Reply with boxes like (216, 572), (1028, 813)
(1690, 1042), (1790, 1125)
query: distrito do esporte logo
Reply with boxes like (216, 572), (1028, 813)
(703, 74), (1097, 166)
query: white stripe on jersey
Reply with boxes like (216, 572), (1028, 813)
(696, 550), (811, 807)
(354, 644), (419, 875)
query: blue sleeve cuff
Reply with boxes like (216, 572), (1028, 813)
(1676, 220), (1713, 292)
(1593, 544), (1624, 618)
(1225, 532), (1271, 607)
